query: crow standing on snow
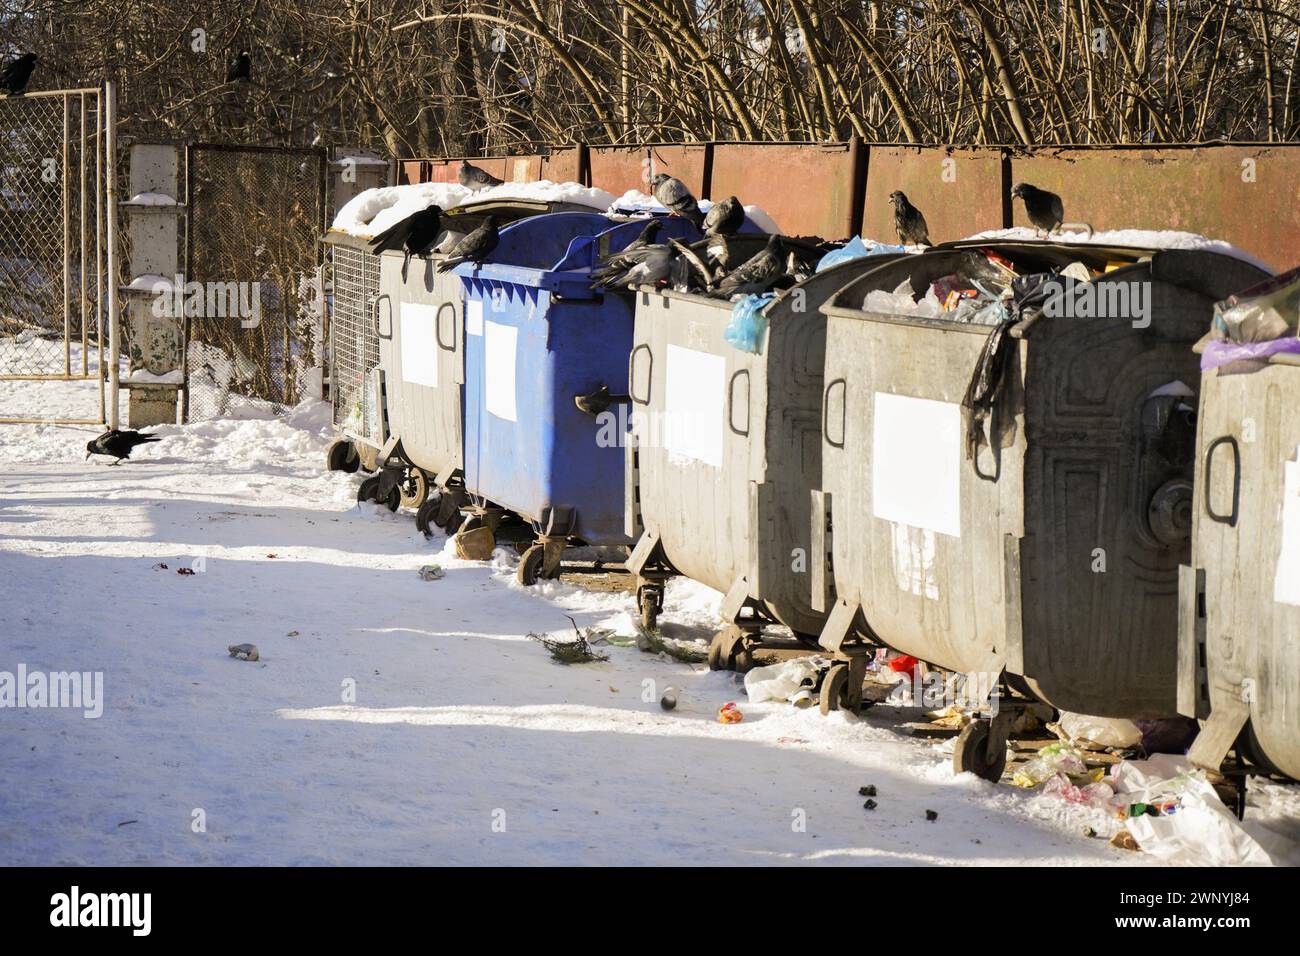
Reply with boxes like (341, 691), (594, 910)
(704, 196), (744, 237)
(436, 215), (499, 272)
(889, 191), (932, 246)
(85, 429), (160, 465)
(226, 50), (251, 83)
(368, 204), (443, 280)
(458, 159), (503, 191)
(0, 53), (37, 96)
(650, 173), (705, 230)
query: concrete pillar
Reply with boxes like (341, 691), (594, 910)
(120, 143), (183, 427)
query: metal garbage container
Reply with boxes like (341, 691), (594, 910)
(624, 244), (910, 665)
(811, 240), (1269, 779)
(453, 212), (701, 581)
(371, 198), (600, 526)
(1180, 341), (1300, 783)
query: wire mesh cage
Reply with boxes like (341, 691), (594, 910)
(183, 144), (326, 421)
(326, 238), (382, 441)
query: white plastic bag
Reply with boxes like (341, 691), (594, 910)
(743, 657), (827, 704)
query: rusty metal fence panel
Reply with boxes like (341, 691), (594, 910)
(862, 146), (1007, 245)
(183, 143), (327, 421)
(0, 88), (109, 425)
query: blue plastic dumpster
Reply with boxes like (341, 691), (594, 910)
(452, 213), (702, 583)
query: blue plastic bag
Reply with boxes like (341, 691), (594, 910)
(816, 236), (908, 272)
(725, 293), (774, 353)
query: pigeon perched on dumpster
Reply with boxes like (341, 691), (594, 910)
(589, 220), (662, 285)
(650, 173), (705, 229)
(1011, 182), (1064, 234)
(591, 244), (675, 290)
(458, 159), (503, 191)
(226, 50), (251, 84)
(368, 203), (443, 280)
(0, 52), (37, 96)
(436, 215), (500, 272)
(704, 196), (745, 236)
(85, 429), (160, 464)
(889, 191), (932, 246)
(717, 234), (785, 296)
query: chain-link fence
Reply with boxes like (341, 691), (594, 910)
(0, 88), (107, 424)
(183, 144), (326, 421)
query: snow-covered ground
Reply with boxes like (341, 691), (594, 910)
(1, 379), (1295, 865)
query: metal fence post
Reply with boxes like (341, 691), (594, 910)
(105, 80), (120, 430)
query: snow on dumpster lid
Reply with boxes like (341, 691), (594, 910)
(608, 189), (783, 235)
(964, 227), (1271, 273)
(330, 180), (617, 239)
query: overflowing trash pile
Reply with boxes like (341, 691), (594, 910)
(861, 248), (1120, 326)
(1202, 265), (1300, 370)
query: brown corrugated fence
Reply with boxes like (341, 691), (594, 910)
(399, 142), (1300, 271)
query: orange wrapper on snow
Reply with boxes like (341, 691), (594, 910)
(718, 702), (743, 724)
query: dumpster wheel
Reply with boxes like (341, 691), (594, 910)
(358, 475), (400, 512)
(819, 664), (849, 715)
(325, 438), (360, 474)
(399, 468), (429, 509)
(517, 543), (562, 586)
(953, 718), (1008, 782)
(708, 626), (754, 673)
(415, 494), (443, 538)
(636, 584), (664, 631)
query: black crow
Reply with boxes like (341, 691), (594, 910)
(889, 191), (932, 246)
(717, 234), (784, 296)
(86, 429), (160, 464)
(368, 204), (443, 280)
(226, 50), (251, 83)
(1011, 182), (1064, 234)
(704, 196), (745, 236)
(436, 215), (499, 272)
(0, 53), (37, 96)
(650, 173), (705, 229)
(458, 159), (503, 191)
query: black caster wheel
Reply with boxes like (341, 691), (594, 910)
(820, 663), (849, 715)
(707, 634), (724, 671)
(516, 543), (560, 586)
(415, 494), (443, 537)
(326, 438), (359, 473)
(637, 585), (663, 630)
(399, 467), (429, 509)
(358, 475), (400, 512)
(953, 718), (1008, 782)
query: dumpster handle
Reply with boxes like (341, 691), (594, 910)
(1203, 435), (1240, 527)
(823, 379), (846, 448)
(629, 344), (653, 405)
(728, 370), (750, 436)
(436, 302), (457, 351)
(373, 294), (392, 340)
(970, 415), (1001, 482)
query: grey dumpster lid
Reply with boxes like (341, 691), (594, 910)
(323, 198), (597, 247)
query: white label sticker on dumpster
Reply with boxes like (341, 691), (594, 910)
(484, 320), (518, 422)
(399, 303), (439, 388)
(665, 345), (725, 467)
(872, 393), (961, 537)
(465, 298), (484, 336)
(1274, 455), (1300, 606)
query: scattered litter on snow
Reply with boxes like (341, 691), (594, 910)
(228, 643), (260, 662)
